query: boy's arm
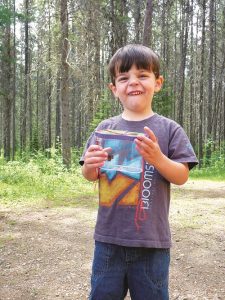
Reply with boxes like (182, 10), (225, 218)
(152, 155), (189, 185)
(135, 127), (189, 185)
(82, 145), (111, 181)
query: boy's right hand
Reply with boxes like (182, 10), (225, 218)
(84, 145), (111, 169)
(82, 145), (112, 181)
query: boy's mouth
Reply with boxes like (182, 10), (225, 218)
(128, 91), (143, 96)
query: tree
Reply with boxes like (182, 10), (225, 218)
(177, 0), (191, 126)
(133, 0), (142, 43)
(20, 0), (30, 152)
(198, 0), (207, 167)
(12, 0), (16, 159)
(60, 0), (71, 167)
(142, 0), (153, 46)
(0, 1), (13, 160)
(0, 0), (224, 166)
(46, 0), (52, 153)
(205, 0), (215, 163)
(2, 13), (12, 160)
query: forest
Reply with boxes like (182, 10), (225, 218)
(0, 0), (224, 169)
(0, 2), (225, 298)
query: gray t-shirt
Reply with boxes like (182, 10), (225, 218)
(80, 114), (198, 248)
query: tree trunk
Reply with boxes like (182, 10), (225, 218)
(60, 0), (71, 167)
(46, 0), (52, 153)
(109, 0), (128, 55)
(198, 0), (206, 167)
(2, 13), (12, 161)
(189, 0), (195, 148)
(143, 0), (153, 46)
(12, 0), (16, 160)
(28, 51), (32, 151)
(55, 71), (61, 147)
(177, 0), (190, 126)
(172, 0), (179, 120)
(205, 0), (215, 163)
(21, 0), (29, 152)
(35, 63), (39, 151)
(134, 0), (142, 43)
(222, 7), (225, 146)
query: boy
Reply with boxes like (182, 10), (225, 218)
(80, 44), (198, 300)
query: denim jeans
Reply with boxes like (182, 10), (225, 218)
(89, 241), (170, 300)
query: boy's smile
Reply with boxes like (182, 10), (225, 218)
(128, 91), (143, 96)
(109, 65), (163, 120)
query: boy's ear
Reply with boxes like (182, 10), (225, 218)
(108, 83), (118, 97)
(154, 75), (164, 93)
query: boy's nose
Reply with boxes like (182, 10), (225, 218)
(129, 77), (139, 85)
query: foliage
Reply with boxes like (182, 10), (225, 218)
(0, 5), (12, 26)
(153, 84), (174, 117)
(0, 149), (96, 207)
(190, 144), (225, 180)
(87, 94), (113, 137)
(0, 0), (224, 174)
(0, 5), (26, 27)
(0, 138), (224, 209)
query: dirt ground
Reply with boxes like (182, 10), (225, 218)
(0, 180), (225, 300)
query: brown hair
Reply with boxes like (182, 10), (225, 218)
(108, 44), (160, 84)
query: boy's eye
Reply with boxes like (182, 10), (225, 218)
(139, 74), (149, 78)
(118, 76), (128, 82)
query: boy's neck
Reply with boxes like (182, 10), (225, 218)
(122, 110), (155, 121)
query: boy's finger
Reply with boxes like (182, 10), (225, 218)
(135, 135), (154, 147)
(88, 145), (103, 151)
(135, 138), (153, 151)
(144, 127), (157, 142)
(84, 155), (108, 168)
(87, 151), (108, 159)
(103, 147), (112, 153)
(85, 161), (106, 169)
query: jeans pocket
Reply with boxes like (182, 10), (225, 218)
(92, 241), (113, 276)
(145, 248), (170, 289)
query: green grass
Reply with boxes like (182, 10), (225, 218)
(0, 158), (97, 208)
(0, 152), (224, 209)
(190, 149), (225, 180)
(190, 166), (225, 181)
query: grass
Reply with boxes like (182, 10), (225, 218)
(0, 157), (97, 208)
(190, 153), (225, 181)
(0, 152), (224, 209)
(0, 156), (224, 256)
(190, 169), (225, 181)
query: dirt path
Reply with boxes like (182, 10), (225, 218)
(0, 180), (225, 300)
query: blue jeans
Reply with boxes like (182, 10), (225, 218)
(89, 241), (170, 300)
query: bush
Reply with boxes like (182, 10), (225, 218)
(191, 145), (225, 180)
(0, 150), (96, 206)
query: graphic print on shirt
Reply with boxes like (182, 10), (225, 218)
(135, 161), (155, 230)
(95, 130), (155, 230)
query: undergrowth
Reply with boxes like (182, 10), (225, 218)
(190, 148), (225, 180)
(0, 146), (224, 208)
(0, 150), (97, 208)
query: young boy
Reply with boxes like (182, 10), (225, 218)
(80, 44), (198, 300)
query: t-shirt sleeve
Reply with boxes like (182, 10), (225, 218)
(168, 125), (198, 170)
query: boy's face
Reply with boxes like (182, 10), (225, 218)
(109, 64), (163, 119)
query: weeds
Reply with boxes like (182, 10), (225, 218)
(190, 157), (225, 180)
(0, 153), (96, 207)
(0, 145), (224, 208)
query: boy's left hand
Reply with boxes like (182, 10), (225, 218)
(135, 126), (163, 166)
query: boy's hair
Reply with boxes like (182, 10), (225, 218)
(109, 44), (160, 84)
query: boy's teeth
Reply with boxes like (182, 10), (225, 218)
(130, 91), (141, 95)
